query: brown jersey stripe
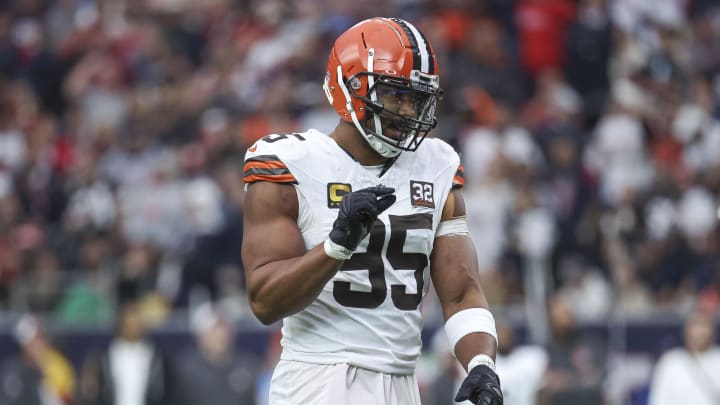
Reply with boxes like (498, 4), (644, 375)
(243, 155), (291, 175)
(244, 167), (292, 177)
(243, 154), (296, 184)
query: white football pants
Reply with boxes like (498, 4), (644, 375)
(268, 359), (421, 405)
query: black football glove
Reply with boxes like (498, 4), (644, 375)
(328, 186), (396, 251)
(455, 365), (503, 405)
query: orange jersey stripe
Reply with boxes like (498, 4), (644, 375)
(453, 164), (465, 188)
(243, 173), (297, 184)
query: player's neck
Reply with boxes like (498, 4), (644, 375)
(330, 124), (387, 166)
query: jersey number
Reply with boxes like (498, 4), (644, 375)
(333, 213), (433, 311)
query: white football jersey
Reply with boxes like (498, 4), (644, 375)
(244, 129), (463, 374)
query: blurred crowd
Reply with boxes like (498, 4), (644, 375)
(0, 0), (720, 404)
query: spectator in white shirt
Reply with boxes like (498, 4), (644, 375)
(649, 310), (720, 405)
(495, 321), (548, 405)
(94, 302), (175, 405)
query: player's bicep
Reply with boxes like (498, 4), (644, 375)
(431, 189), (488, 318)
(440, 188), (466, 220)
(242, 181), (306, 273)
(431, 235), (487, 318)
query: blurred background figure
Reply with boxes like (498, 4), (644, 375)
(423, 319), (548, 405)
(90, 301), (174, 405)
(423, 329), (464, 405)
(254, 327), (283, 405)
(0, 314), (75, 405)
(174, 302), (261, 405)
(495, 320), (548, 405)
(648, 310), (720, 405)
(537, 297), (606, 405)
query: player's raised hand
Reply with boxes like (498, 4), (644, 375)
(455, 364), (503, 405)
(328, 186), (396, 251)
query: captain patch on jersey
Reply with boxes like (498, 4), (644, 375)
(327, 183), (352, 208)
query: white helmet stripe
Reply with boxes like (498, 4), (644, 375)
(366, 48), (384, 141)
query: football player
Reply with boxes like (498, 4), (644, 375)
(242, 17), (503, 405)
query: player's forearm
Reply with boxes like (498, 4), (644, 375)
(247, 244), (342, 324)
(454, 332), (497, 369)
(431, 234), (498, 368)
(441, 290), (498, 369)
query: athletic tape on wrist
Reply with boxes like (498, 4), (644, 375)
(436, 217), (469, 237)
(444, 308), (498, 356)
(467, 353), (496, 374)
(323, 239), (354, 261)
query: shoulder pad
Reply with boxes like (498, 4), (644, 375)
(420, 138), (464, 189)
(243, 133), (310, 185)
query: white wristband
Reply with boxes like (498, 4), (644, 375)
(444, 308), (498, 356)
(467, 353), (496, 373)
(323, 239), (354, 260)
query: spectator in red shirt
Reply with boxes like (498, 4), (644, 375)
(515, 0), (576, 78)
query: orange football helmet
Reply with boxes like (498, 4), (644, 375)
(323, 17), (442, 157)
